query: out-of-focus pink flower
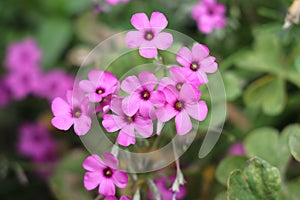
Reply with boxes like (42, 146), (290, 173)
(4, 66), (42, 100)
(105, 196), (131, 200)
(79, 70), (119, 103)
(156, 83), (207, 135)
(177, 44), (218, 85)
(191, 0), (227, 34)
(105, 0), (129, 5)
(17, 123), (56, 161)
(95, 94), (113, 114)
(36, 69), (74, 101)
(0, 79), (10, 107)
(4, 38), (42, 70)
(148, 175), (186, 200)
(83, 153), (128, 196)
(126, 12), (173, 58)
(51, 90), (91, 136)
(102, 98), (153, 146)
(121, 71), (165, 118)
(228, 142), (245, 155)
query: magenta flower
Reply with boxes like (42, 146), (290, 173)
(228, 142), (245, 156)
(4, 38), (42, 70)
(148, 175), (186, 200)
(83, 153), (128, 196)
(121, 71), (165, 118)
(51, 90), (91, 136)
(126, 12), (173, 58)
(105, 0), (129, 5)
(102, 98), (153, 146)
(156, 83), (207, 135)
(79, 70), (119, 103)
(17, 123), (56, 161)
(191, 0), (227, 34)
(105, 196), (131, 200)
(36, 69), (74, 101)
(177, 44), (218, 85)
(95, 94), (113, 114)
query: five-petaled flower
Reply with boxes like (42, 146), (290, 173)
(126, 12), (173, 58)
(83, 153), (128, 196)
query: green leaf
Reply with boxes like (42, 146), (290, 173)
(288, 124), (300, 161)
(223, 71), (242, 101)
(285, 177), (300, 200)
(42, 0), (90, 15)
(244, 76), (285, 116)
(215, 155), (248, 185)
(244, 127), (291, 175)
(36, 18), (72, 69)
(227, 157), (281, 200)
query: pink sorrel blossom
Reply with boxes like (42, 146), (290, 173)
(95, 94), (113, 114)
(177, 44), (218, 85)
(79, 69), (119, 103)
(126, 12), (173, 58)
(4, 38), (42, 70)
(4, 66), (42, 100)
(148, 175), (186, 200)
(51, 90), (91, 136)
(83, 153), (128, 196)
(105, 196), (131, 200)
(121, 71), (165, 118)
(17, 123), (56, 161)
(228, 142), (245, 155)
(191, 0), (227, 34)
(36, 69), (74, 101)
(156, 83), (207, 135)
(105, 0), (129, 5)
(102, 98), (153, 146)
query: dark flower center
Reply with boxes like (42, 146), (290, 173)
(176, 83), (183, 91)
(73, 107), (82, 118)
(96, 88), (105, 95)
(141, 90), (151, 100)
(144, 31), (154, 41)
(190, 62), (199, 71)
(125, 115), (135, 123)
(103, 167), (113, 178)
(174, 101), (184, 111)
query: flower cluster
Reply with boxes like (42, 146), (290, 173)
(191, 0), (227, 34)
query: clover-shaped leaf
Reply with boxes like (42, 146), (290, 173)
(287, 124), (300, 162)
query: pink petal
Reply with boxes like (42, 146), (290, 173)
(103, 152), (119, 169)
(99, 178), (116, 196)
(51, 97), (71, 116)
(102, 114), (121, 132)
(51, 116), (73, 131)
(84, 172), (102, 190)
(149, 12), (168, 31)
(139, 42), (157, 58)
(99, 72), (119, 90)
(176, 47), (192, 68)
(175, 111), (192, 135)
(104, 196), (117, 200)
(88, 70), (104, 85)
(179, 83), (200, 103)
(139, 100), (153, 117)
(121, 75), (141, 94)
(153, 32), (173, 50)
(83, 155), (105, 171)
(79, 80), (95, 93)
(192, 44), (210, 61)
(185, 101), (208, 121)
(117, 126), (136, 146)
(149, 90), (165, 106)
(87, 92), (103, 102)
(138, 71), (157, 91)
(112, 170), (128, 188)
(162, 85), (178, 104)
(131, 13), (150, 30)
(197, 71), (208, 84)
(74, 115), (91, 136)
(134, 116), (153, 137)
(158, 77), (175, 90)
(120, 196), (131, 200)
(122, 94), (140, 117)
(200, 56), (218, 73)
(126, 31), (143, 48)
(169, 66), (188, 83)
(156, 104), (177, 122)
(110, 98), (124, 116)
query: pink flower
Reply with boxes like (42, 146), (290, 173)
(191, 0), (227, 34)
(156, 83), (207, 135)
(79, 70), (119, 103)
(83, 153), (128, 196)
(102, 98), (153, 146)
(228, 142), (245, 155)
(177, 44), (218, 85)
(105, 196), (131, 200)
(51, 90), (91, 136)
(17, 123), (56, 161)
(36, 69), (74, 101)
(4, 38), (42, 70)
(148, 175), (186, 200)
(105, 0), (129, 5)
(95, 94), (113, 114)
(126, 12), (173, 58)
(121, 71), (165, 118)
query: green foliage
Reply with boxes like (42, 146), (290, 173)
(287, 124), (300, 162)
